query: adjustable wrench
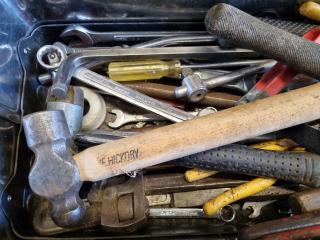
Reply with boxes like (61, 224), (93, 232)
(108, 107), (217, 128)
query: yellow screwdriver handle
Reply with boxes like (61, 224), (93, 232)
(299, 1), (320, 22)
(108, 60), (181, 81)
(185, 168), (218, 182)
(203, 177), (277, 216)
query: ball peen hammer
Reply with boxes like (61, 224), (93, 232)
(74, 83), (320, 182)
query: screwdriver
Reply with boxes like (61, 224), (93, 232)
(107, 59), (270, 81)
(299, 1), (320, 22)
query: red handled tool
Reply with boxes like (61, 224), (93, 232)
(238, 27), (320, 104)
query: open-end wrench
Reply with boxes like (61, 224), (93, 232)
(73, 67), (194, 123)
(108, 109), (166, 128)
(242, 201), (276, 219)
(108, 107), (217, 128)
(60, 25), (210, 47)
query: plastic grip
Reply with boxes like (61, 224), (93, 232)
(205, 3), (320, 78)
(175, 145), (320, 187)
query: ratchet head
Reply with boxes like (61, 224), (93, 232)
(108, 109), (125, 129)
(60, 25), (94, 47)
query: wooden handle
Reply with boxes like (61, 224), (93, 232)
(74, 83), (320, 182)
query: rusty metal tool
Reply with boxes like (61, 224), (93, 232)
(125, 82), (241, 108)
(289, 188), (320, 214)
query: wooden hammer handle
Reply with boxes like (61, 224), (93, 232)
(74, 83), (320, 182)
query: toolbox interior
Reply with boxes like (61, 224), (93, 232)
(0, 1), (313, 239)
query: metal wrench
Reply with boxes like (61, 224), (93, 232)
(148, 207), (236, 221)
(108, 107), (217, 128)
(60, 25), (209, 47)
(73, 67), (194, 122)
(242, 200), (276, 218)
(108, 109), (166, 128)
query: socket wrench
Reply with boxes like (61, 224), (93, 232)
(175, 60), (276, 101)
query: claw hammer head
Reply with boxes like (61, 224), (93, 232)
(23, 110), (85, 227)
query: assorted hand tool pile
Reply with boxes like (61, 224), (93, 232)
(23, 2), (320, 239)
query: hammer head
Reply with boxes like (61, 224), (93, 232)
(47, 86), (84, 136)
(23, 110), (85, 227)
